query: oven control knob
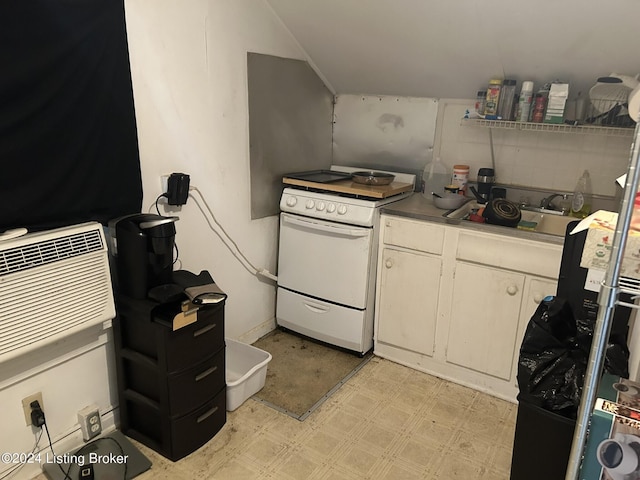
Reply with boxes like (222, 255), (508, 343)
(337, 205), (348, 215)
(326, 203), (336, 213)
(305, 200), (315, 209)
(316, 201), (326, 211)
(285, 196), (297, 207)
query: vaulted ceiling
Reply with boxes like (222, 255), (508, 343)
(266, 0), (640, 101)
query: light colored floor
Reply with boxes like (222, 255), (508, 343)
(132, 357), (517, 480)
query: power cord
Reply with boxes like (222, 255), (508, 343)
(153, 192), (180, 265)
(188, 186), (278, 282)
(32, 401), (127, 480)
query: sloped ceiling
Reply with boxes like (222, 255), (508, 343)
(265, 0), (640, 100)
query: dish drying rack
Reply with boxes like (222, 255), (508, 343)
(565, 120), (640, 478)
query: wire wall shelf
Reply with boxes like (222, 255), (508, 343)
(461, 118), (635, 137)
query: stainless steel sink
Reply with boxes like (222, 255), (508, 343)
(444, 201), (576, 236)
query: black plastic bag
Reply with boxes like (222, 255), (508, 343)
(517, 296), (629, 420)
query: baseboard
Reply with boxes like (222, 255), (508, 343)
(236, 317), (276, 345)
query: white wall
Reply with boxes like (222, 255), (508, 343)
(1, 3), (305, 477)
(435, 99), (632, 203)
(0, 325), (118, 480)
(124, 0), (308, 342)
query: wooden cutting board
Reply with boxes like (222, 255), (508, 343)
(282, 177), (414, 199)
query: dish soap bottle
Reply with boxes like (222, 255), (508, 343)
(570, 170), (592, 218)
(422, 157), (450, 202)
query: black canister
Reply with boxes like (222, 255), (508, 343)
(477, 168), (495, 202)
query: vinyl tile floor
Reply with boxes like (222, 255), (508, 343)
(131, 356), (517, 480)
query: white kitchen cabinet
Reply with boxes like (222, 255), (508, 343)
(375, 217), (445, 357)
(377, 247), (440, 356)
(446, 261), (525, 380)
(374, 214), (563, 402)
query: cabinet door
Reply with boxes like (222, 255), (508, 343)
(377, 247), (441, 356)
(512, 277), (558, 381)
(446, 261), (525, 380)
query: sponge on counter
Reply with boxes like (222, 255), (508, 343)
(517, 220), (538, 231)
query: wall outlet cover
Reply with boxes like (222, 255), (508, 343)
(78, 404), (102, 441)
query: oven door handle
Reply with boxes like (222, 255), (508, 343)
(282, 214), (370, 238)
(303, 301), (329, 314)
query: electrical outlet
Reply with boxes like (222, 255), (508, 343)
(22, 392), (43, 426)
(160, 174), (170, 194)
(78, 405), (102, 441)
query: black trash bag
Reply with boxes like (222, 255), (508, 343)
(517, 296), (630, 420)
(517, 297), (588, 419)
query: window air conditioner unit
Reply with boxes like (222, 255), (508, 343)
(0, 222), (115, 362)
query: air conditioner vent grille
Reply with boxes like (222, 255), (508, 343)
(0, 230), (103, 275)
(0, 223), (115, 362)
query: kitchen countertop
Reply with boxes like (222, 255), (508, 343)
(381, 193), (571, 245)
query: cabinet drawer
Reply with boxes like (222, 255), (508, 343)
(123, 386), (226, 461)
(382, 216), (445, 254)
(456, 231), (562, 278)
(170, 388), (226, 460)
(163, 304), (225, 372)
(120, 347), (225, 417)
(168, 348), (225, 416)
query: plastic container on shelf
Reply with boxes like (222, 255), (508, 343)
(498, 79), (517, 120)
(532, 93), (548, 123)
(570, 170), (593, 219)
(422, 157), (451, 202)
(475, 90), (487, 115)
(452, 164), (470, 194)
(484, 79), (502, 116)
(517, 81), (535, 122)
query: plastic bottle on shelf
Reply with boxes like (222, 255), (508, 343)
(475, 91), (486, 115)
(517, 81), (534, 122)
(531, 93), (547, 123)
(422, 157), (451, 202)
(483, 79), (502, 116)
(497, 79), (517, 120)
(570, 170), (593, 219)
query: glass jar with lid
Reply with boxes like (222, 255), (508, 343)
(483, 79), (502, 116)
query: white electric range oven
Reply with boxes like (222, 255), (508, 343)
(276, 166), (415, 355)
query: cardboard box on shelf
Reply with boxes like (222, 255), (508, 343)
(544, 83), (569, 124)
(580, 374), (640, 479)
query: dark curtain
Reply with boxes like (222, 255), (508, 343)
(0, 0), (143, 232)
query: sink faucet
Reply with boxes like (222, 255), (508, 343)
(540, 193), (570, 212)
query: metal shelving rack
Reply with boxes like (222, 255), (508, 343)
(461, 117), (635, 137)
(564, 121), (640, 479)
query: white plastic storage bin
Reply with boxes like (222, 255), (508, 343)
(225, 338), (272, 411)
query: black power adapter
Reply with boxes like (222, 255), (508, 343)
(30, 400), (45, 428)
(167, 173), (190, 206)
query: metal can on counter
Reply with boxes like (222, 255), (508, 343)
(452, 164), (470, 194)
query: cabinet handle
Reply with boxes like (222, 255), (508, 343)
(507, 285), (519, 296)
(533, 293), (544, 304)
(193, 323), (216, 337)
(196, 406), (218, 423)
(385, 258), (393, 268)
(195, 366), (217, 382)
